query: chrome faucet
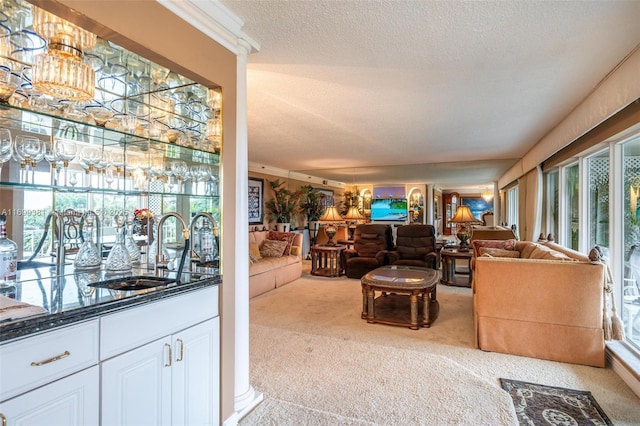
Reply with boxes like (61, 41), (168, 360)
(189, 212), (218, 260)
(155, 212), (190, 280)
(47, 211), (65, 276)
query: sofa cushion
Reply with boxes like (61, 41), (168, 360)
(267, 231), (296, 256)
(479, 247), (521, 258)
(527, 244), (576, 261)
(249, 242), (262, 263)
(472, 239), (517, 257)
(260, 239), (288, 258)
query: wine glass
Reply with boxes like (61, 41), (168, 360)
(0, 68), (21, 103)
(0, 128), (11, 180)
(104, 165), (116, 189)
(93, 150), (108, 188)
(13, 135), (40, 183)
(108, 150), (124, 190)
(43, 140), (59, 185)
(79, 146), (100, 188)
(68, 172), (78, 187)
(29, 139), (45, 184)
(54, 138), (77, 186)
(170, 160), (188, 192)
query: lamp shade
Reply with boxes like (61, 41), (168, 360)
(343, 206), (364, 221)
(319, 206), (343, 223)
(449, 205), (481, 224)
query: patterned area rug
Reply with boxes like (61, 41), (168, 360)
(500, 378), (612, 426)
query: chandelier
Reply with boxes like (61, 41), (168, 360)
(31, 5), (96, 101)
(481, 187), (493, 202)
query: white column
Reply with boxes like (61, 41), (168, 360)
(232, 38), (263, 421)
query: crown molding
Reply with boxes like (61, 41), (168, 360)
(156, 0), (260, 55)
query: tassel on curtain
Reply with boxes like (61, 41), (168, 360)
(589, 245), (625, 341)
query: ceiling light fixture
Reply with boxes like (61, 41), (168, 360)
(481, 187), (493, 203)
(31, 6), (96, 101)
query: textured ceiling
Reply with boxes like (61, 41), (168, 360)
(220, 0), (640, 188)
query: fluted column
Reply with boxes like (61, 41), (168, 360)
(232, 38), (263, 421)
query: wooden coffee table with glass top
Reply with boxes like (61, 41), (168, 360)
(361, 265), (439, 329)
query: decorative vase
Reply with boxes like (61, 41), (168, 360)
(276, 223), (290, 232)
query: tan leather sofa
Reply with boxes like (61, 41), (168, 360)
(249, 231), (303, 298)
(474, 241), (606, 367)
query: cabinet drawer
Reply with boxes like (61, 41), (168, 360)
(101, 286), (218, 360)
(0, 319), (99, 401)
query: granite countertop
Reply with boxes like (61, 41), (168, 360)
(0, 263), (221, 342)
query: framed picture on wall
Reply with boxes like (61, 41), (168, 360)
(316, 188), (334, 208)
(248, 177), (264, 224)
(461, 197), (493, 221)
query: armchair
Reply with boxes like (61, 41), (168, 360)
(342, 224), (393, 279)
(387, 224), (437, 269)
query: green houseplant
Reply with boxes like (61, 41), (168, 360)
(265, 179), (299, 230)
(296, 185), (325, 224)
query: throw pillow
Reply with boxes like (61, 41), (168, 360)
(471, 239), (517, 257)
(260, 239), (288, 258)
(249, 242), (262, 263)
(479, 247), (521, 258)
(267, 231), (296, 256)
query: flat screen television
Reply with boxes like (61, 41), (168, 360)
(370, 198), (408, 221)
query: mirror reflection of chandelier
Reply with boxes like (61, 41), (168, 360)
(31, 6), (97, 101)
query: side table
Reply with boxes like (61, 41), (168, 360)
(311, 244), (346, 277)
(440, 247), (473, 287)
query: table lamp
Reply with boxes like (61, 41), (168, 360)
(449, 205), (481, 252)
(319, 205), (343, 246)
(343, 206), (365, 240)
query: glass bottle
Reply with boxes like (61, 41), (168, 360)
(105, 213), (132, 272)
(0, 214), (17, 297)
(124, 216), (141, 265)
(198, 219), (216, 264)
(74, 215), (101, 270)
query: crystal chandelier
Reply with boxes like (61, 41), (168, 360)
(31, 6), (96, 101)
(481, 187), (493, 202)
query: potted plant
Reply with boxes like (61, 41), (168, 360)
(265, 179), (299, 231)
(296, 185), (325, 245)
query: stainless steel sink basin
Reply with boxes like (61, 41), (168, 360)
(89, 276), (176, 291)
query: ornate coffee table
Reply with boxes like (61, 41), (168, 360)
(361, 265), (439, 329)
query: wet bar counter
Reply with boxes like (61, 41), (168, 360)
(0, 264), (221, 342)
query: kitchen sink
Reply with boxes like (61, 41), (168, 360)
(89, 276), (176, 291)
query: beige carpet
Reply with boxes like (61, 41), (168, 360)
(241, 264), (640, 425)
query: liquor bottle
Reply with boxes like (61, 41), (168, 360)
(0, 214), (18, 294)
(198, 219), (215, 264)
(124, 216), (141, 265)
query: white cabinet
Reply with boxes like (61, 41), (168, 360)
(101, 318), (220, 426)
(0, 366), (99, 426)
(171, 318), (220, 426)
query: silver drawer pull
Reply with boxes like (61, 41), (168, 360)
(30, 350), (70, 366)
(176, 339), (184, 362)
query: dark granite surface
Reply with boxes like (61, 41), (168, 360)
(0, 263), (221, 342)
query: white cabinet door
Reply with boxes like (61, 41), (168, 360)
(171, 317), (220, 426)
(101, 337), (172, 426)
(0, 366), (99, 426)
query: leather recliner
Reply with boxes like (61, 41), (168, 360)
(387, 224), (437, 269)
(342, 224), (393, 279)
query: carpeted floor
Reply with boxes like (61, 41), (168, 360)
(241, 263), (640, 425)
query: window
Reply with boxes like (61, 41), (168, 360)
(505, 186), (518, 230)
(622, 135), (640, 351)
(564, 163), (580, 250)
(588, 151), (609, 253)
(544, 170), (559, 240)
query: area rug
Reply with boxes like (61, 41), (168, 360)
(500, 378), (613, 426)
